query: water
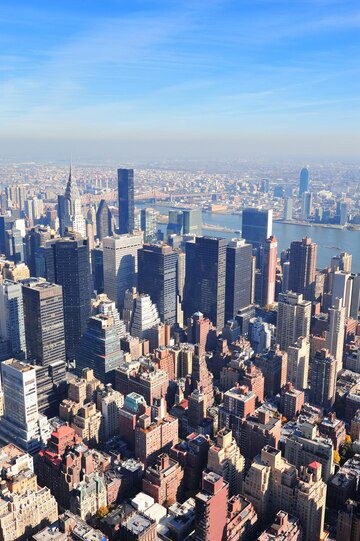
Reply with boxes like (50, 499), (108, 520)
(136, 204), (360, 272)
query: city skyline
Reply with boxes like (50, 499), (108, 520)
(1, 0), (360, 161)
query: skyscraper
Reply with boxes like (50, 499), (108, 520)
(327, 297), (346, 372)
(225, 238), (253, 322)
(261, 236), (277, 306)
(140, 208), (157, 243)
(288, 237), (317, 300)
(103, 232), (143, 309)
(299, 167), (309, 196)
(0, 279), (27, 361)
(76, 314), (124, 385)
(117, 168), (135, 234)
(96, 199), (114, 241)
(310, 349), (337, 409)
(283, 197), (293, 220)
(22, 278), (66, 366)
(287, 336), (310, 390)
(57, 166), (86, 238)
(277, 292), (311, 352)
(52, 235), (91, 361)
(332, 271), (353, 318)
(301, 192), (312, 220)
(194, 471), (228, 541)
(241, 208), (272, 248)
(184, 236), (227, 331)
(138, 244), (178, 325)
(0, 359), (42, 454)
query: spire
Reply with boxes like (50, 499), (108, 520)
(65, 162), (80, 201)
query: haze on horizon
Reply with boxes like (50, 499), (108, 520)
(1, 0), (360, 163)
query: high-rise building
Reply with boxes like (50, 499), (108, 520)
(75, 314), (124, 385)
(248, 317), (273, 354)
(331, 252), (352, 273)
(138, 244), (178, 325)
(277, 292), (311, 351)
(332, 271), (353, 318)
(288, 237), (317, 300)
(184, 236), (227, 331)
(254, 348), (287, 396)
(129, 294), (161, 341)
(0, 359), (43, 454)
(301, 192), (312, 220)
(310, 349), (337, 409)
(140, 208), (157, 243)
(283, 197), (293, 221)
(103, 232), (143, 309)
(337, 500), (360, 541)
(327, 297), (346, 372)
(22, 278), (66, 366)
(52, 235), (91, 361)
(244, 446), (326, 541)
(299, 167), (309, 196)
(241, 208), (273, 248)
(287, 336), (310, 390)
(167, 208), (202, 236)
(225, 238), (253, 321)
(194, 471), (228, 541)
(0, 280), (26, 360)
(207, 428), (245, 496)
(118, 168), (135, 234)
(261, 236), (277, 306)
(96, 199), (114, 241)
(57, 166), (86, 238)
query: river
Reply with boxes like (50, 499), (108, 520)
(136, 204), (360, 272)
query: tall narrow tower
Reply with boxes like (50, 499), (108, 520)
(58, 165), (86, 238)
(118, 168), (135, 234)
(261, 236), (277, 306)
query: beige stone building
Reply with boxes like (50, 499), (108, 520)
(207, 428), (244, 496)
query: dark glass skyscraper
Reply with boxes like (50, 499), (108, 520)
(22, 278), (66, 366)
(288, 237), (317, 300)
(241, 208), (272, 248)
(118, 168), (135, 234)
(52, 236), (91, 361)
(138, 244), (178, 325)
(299, 167), (309, 196)
(96, 199), (114, 240)
(225, 239), (253, 322)
(76, 314), (124, 385)
(184, 236), (227, 330)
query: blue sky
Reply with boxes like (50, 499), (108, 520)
(1, 0), (360, 160)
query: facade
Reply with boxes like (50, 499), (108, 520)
(242, 208), (273, 248)
(254, 348), (287, 396)
(0, 359), (42, 455)
(75, 314), (124, 385)
(288, 237), (317, 300)
(327, 297), (346, 372)
(135, 414), (178, 466)
(261, 236), (277, 306)
(184, 236), (227, 331)
(142, 453), (183, 505)
(194, 471), (228, 541)
(52, 236), (91, 361)
(310, 349), (337, 409)
(22, 278), (66, 366)
(118, 168), (135, 234)
(225, 239), (253, 321)
(103, 233), (143, 309)
(70, 473), (107, 521)
(244, 447), (326, 541)
(207, 428), (245, 496)
(287, 336), (310, 390)
(0, 279), (26, 360)
(248, 317), (273, 354)
(129, 293), (161, 341)
(140, 208), (157, 243)
(283, 421), (334, 481)
(138, 244), (178, 325)
(277, 292), (311, 352)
